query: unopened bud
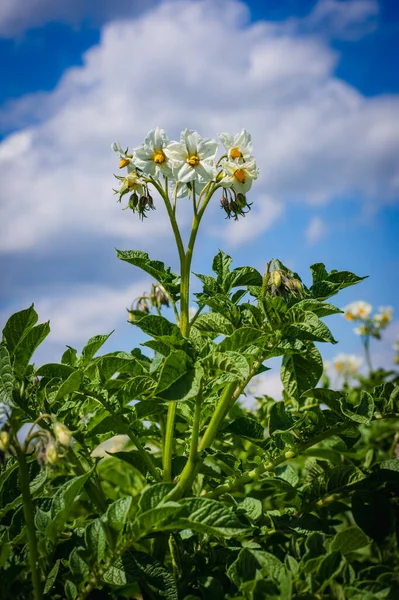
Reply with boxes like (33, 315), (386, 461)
(284, 450), (296, 459)
(128, 192), (139, 210)
(127, 310), (136, 323)
(0, 431), (10, 452)
(270, 270), (282, 288)
(45, 441), (58, 466)
(236, 193), (246, 208)
(53, 422), (71, 447)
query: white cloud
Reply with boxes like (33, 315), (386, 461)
(0, 280), (149, 346)
(302, 0), (379, 40)
(215, 195), (284, 246)
(0, 0), (156, 37)
(0, 0), (398, 257)
(306, 215), (327, 244)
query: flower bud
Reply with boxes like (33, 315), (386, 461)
(236, 193), (247, 208)
(270, 270), (282, 288)
(45, 441), (58, 466)
(0, 431), (10, 452)
(53, 422), (71, 447)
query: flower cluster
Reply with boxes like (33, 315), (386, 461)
(267, 264), (304, 299)
(343, 301), (394, 339)
(112, 127), (258, 219)
(332, 353), (362, 378)
(127, 284), (170, 322)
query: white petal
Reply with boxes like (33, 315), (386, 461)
(197, 137), (218, 160)
(134, 144), (152, 161)
(164, 141), (187, 162)
(181, 129), (200, 156)
(195, 160), (216, 182)
(177, 162), (196, 183)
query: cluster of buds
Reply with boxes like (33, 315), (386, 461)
(36, 421), (72, 467)
(112, 128), (258, 219)
(220, 189), (251, 220)
(128, 283), (170, 322)
(267, 264), (304, 299)
(343, 302), (394, 340)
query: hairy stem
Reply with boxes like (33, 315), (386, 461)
(16, 450), (43, 600)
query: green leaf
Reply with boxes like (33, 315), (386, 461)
(2, 305), (38, 353)
(310, 263), (328, 284)
(108, 450), (160, 477)
(158, 364), (203, 402)
(217, 327), (267, 353)
(85, 519), (107, 562)
(61, 346), (78, 366)
(316, 550), (345, 589)
(121, 375), (156, 399)
(46, 472), (90, 541)
(0, 344), (14, 405)
(69, 546), (90, 578)
(173, 497), (249, 537)
(132, 502), (182, 538)
(281, 344), (323, 403)
(64, 579), (77, 600)
(269, 402), (296, 434)
(239, 497), (263, 521)
(13, 321), (50, 378)
(212, 249), (232, 285)
(225, 416), (265, 440)
(310, 389), (374, 424)
(116, 249), (180, 300)
(286, 311), (337, 344)
(226, 266), (263, 289)
(309, 265), (366, 300)
(133, 314), (182, 339)
(228, 548), (291, 597)
(204, 351), (249, 382)
(155, 350), (190, 393)
(54, 369), (83, 401)
(138, 483), (175, 512)
(36, 363), (76, 378)
(106, 496), (132, 531)
(44, 559), (60, 594)
(293, 299), (342, 318)
(80, 332), (113, 364)
(330, 526), (369, 555)
(103, 551), (178, 599)
(193, 312), (234, 336)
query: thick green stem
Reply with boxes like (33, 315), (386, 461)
(198, 382), (236, 452)
(206, 425), (348, 499)
(16, 450), (43, 600)
(163, 402), (177, 481)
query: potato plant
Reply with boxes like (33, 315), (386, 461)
(0, 128), (398, 600)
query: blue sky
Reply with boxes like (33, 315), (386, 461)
(0, 0), (398, 396)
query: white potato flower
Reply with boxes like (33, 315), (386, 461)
(117, 165), (144, 197)
(222, 159), (259, 194)
(373, 306), (393, 329)
(332, 354), (362, 377)
(133, 127), (173, 178)
(354, 324), (369, 336)
(343, 301), (372, 321)
(111, 140), (133, 169)
(164, 129), (218, 183)
(219, 129), (253, 163)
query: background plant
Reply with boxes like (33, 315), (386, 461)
(0, 127), (398, 600)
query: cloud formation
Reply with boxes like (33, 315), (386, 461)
(306, 216), (327, 244)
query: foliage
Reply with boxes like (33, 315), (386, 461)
(0, 127), (398, 599)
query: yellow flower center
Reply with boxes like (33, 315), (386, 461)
(188, 155), (200, 166)
(345, 313), (354, 321)
(153, 151), (166, 164)
(358, 308), (365, 316)
(119, 158), (130, 169)
(335, 363), (343, 371)
(234, 169), (246, 184)
(230, 147), (242, 160)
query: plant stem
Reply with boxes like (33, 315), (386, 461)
(363, 337), (373, 373)
(16, 450), (43, 600)
(206, 425), (348, 499)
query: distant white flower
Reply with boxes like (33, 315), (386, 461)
(111, 140), (133, 169)
(393, 338), (399, 352)
(133, 127), (173, 178)
(333, 354), (362, 377)
(222, 159), (258, 194)
(219, 129), (253, 163)
(374, 306), (393, 329)
(343, 301), (372, 321)
(189, 306), (197, 320)
(164, 129), (218, 183)
(354, 324), (369, 336)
